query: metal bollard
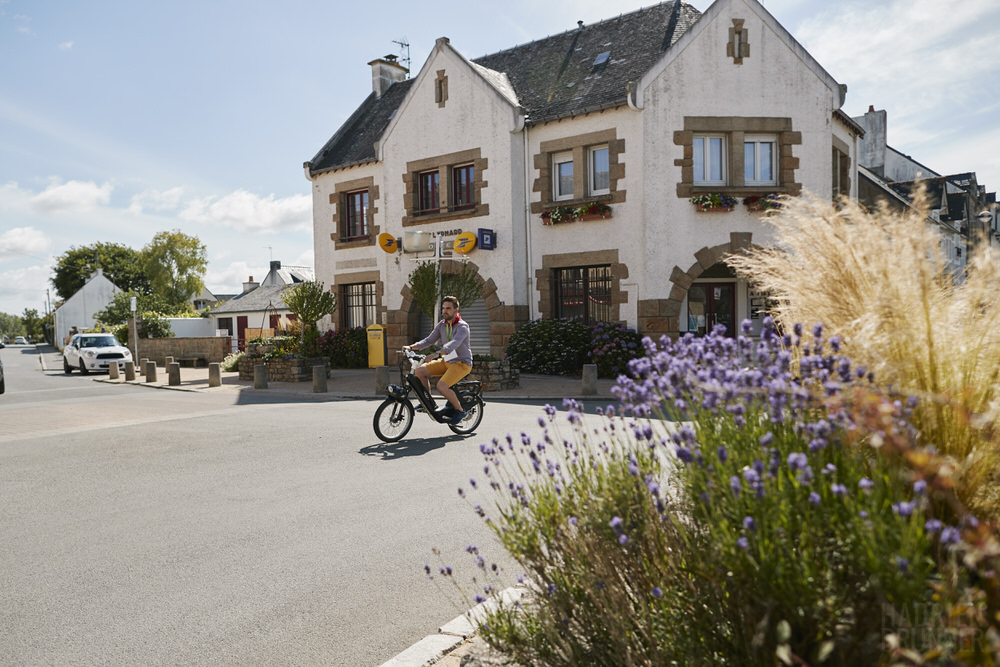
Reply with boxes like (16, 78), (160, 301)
(254, 364), (268, 389)
(582, 364), (598, 396)
(312, 365), (328, 393)
(139, 358), (148, 376)
(124, 360), (136, 381)
(109, 361), (120, 380)
(375, 366), (390, 396)
(208, 362), (221, 387)
(145, 360), (157, 383)
(168, 361), (180, 386)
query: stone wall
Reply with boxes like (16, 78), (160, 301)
(133, 337), (232, 367)
(467, 359), (519, 392)
(237, 356), (330, 382)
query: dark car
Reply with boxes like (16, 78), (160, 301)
(0, 348), (5, 394)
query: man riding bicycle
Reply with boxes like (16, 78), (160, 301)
(404, 295), (472, 425)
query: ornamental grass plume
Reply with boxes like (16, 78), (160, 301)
(727, 190), (1000, 521)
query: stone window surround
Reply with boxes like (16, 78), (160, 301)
(402, 148), (489, 226)
(434, 70), (449, 107)
(534, 249), (628, 323)
(531, 129), (626, 215)
(333, 270), (385, 329)
(330, 176), (380, 250)
(674, 117), (801, 198)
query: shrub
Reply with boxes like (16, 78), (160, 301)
(220, 351), (243, 372)
(586, 321), (643, 378)
(445, 320), (972, 665)
(727, 189), (1000, 522)
(246, 335), (298, 361)
(505, 319), (589, 375)
(310, 327), (368, 368)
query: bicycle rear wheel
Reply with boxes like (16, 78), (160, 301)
(373, 399), (414, 442)
(448, 397), (484, 435)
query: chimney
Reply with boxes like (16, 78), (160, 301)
(270, 260), (281, 272)
(368, 55), (408, 98)
(243, 276), (259, 293)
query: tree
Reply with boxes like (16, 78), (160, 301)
(22, 308), (43, 341)
(407, 261), (483, 320)
(0, 312), (25, 340)
(50, 243), (150, 301)
(142, 230), (208, 309)
(282, 281), (336, 352)
(93, 291), (177, 326)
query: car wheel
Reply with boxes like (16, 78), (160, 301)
(63, 357), (73, 374)
(79, 359), (89, 375)
(0, 376), (5, 394)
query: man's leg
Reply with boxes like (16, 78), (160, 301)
(436, 379), (462, 412)
(437, 362), (473, 417)
(414, 364), (434, 397)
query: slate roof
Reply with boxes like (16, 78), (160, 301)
(209, 285), (293, 315)
(307, 1), (701, 176)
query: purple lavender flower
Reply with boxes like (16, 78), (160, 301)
(893, 501), (915, 518)
(737, 536), (749, 550)
(730, 475), (742, 496)
(858, 478), (874, 493)
(743, 516), (756, 531)
(787, 452), (808, 471)
(717, 445), (728, 463)
(809, 492), (821, 505)
(831, 483), (847, 497)
(913, 480), (927, 495)
(651, 586), (664, 598)
(759, 432), (774, 447)
(925, 518), (942, 534)
(940, 526), (961, 544)
(896, 557), (909, 573)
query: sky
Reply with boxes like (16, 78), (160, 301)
(1, 0), (998, 318)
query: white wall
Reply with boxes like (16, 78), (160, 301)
(54, 274), (119, 348)
(164, 317), (216, 338)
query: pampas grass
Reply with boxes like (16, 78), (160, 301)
(727, 190), (1000, 520)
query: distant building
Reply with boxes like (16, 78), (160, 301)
(52, 268), (120, 348)
(208, 261), (312, 349)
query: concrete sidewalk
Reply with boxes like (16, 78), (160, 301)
(38, 344), (618, 403)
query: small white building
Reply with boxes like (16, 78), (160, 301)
(53, 269), (120, 349)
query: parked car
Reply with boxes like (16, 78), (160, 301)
(0, 354), (5, 394)
(63, 333), (132, 374)
(14, 336), (27, 345)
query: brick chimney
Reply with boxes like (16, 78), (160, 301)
(368, 55), (408, 98)
(242, 276), (259, 293)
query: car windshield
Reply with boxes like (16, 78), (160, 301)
(81, 336), (118, 348)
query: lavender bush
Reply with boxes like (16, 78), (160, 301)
(444, 319), (975, 665)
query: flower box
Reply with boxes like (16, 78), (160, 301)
(695, 204), (734, 213)
(690, 193), (738, 212)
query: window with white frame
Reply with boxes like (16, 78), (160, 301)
(589, 146), (610, 196)
(553, 152), (574, 201)
(693, 135), (726, 185)
(744, 135), (777, 186)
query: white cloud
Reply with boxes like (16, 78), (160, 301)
(128, 186), (184, 215)
(58, 41), (73, 50)
(204, 260), (268, 296)
(30, 179), (113, 213)
(179, 190), (311, 233)
(0, 263), (53, 315)
(0, 227), (50, 261)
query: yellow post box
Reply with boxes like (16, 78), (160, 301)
(366, 324), (386, 368)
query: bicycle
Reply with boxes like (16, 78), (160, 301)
(372, 349), (485, 443)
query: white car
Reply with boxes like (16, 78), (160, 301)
(14, 336), (27, 345)
(63, 333), (132, 374)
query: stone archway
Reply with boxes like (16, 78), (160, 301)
(387, 259), (527, 359)
(637, 232), (753, 339)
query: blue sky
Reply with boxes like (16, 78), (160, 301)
(1, 0), (998, 318)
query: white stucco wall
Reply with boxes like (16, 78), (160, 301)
(165, 317), (216, 338)
(53, 272), (120, 348)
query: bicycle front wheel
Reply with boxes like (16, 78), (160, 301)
(373, 399), (415, 443)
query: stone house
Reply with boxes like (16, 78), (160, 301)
(305, 0), (862, 357)
(209, 261), (311, 349)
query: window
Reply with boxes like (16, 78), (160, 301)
(590, 146), (610, 195)
(452, 164), (475, 211)
(343, 282), (376, 329)
(343, 190), (369, 240)
(693, 135), (726, 185)
(553, 265), (612, 324)
(553, 153), (574, 201)
(744, 136), (776, 185)
(417, 171), (440, 216)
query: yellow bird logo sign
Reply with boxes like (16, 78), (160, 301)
(454, 231), (477, 255)
(378, 233), (399, 253)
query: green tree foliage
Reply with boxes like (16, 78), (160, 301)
(407, 261), (483, 320)
(21, 309), (43, 341)
(282, 281), (336, 351)
(93, 291), (177, 326)
(50, 242), (150, 301)
(0, 312), (26, 340)
(141, 230), (207, 309)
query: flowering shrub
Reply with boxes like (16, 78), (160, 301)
(743, 192), (782, 211)
(504, 319), (589, 375)
(245, 335), (298, 361)
(309, 327), (367, 368)
(441, 319), (984, 665)
(586, 321), (643, 377)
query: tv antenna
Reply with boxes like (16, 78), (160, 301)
(391, 38), (410, 77)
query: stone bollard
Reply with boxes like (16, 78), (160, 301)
(312, 365), (328, 393)
(109, 361), (120, 380)
(208, 362), (221, 387)
(145, 360), (157, 383)
(375, 366), (390, 396)
(164, 356), (174, 368)
(254, 364), (268, 389)
(124, 360), (136, 381)
(139, 358), (148, 376)
(168, 361), (180, 386)
(582, 364), (598, 396)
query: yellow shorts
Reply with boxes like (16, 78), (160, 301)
(422, 359), (472, 387)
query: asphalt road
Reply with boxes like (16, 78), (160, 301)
(0, 345), (552, 665)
